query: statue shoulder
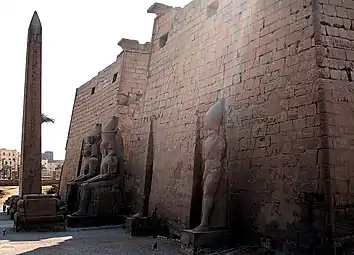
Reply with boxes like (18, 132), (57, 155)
(88, 156), (99, 163)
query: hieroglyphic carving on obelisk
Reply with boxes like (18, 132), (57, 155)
(19, 11), (42, 196)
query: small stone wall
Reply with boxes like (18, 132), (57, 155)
(0, 180), (59, 186)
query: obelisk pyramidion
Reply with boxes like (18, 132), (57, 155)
(19, 11), (42, 197)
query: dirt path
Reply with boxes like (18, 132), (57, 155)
(0, 186), (19, 206)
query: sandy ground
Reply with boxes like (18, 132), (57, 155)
(0, 186), (183, 254)
(0, 186), (19, 207)
(0, 228), (183, 255)
(0, 188), (245, 254)
(0, 213), (182, 255)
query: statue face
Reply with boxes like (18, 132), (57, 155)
(100, 140), (109, 151)
(204, 100), (224, 131)
(107, 148), (115, 156)
(87, 136), (94, 145)
(83, 145), (92, 157)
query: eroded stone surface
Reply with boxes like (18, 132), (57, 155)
(20, 11), (42, 197)
(59, 0), (354, 246)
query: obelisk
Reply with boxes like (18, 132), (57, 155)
(19, 11), (42, 197)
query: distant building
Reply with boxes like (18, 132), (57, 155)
(0, 148), (62, 180)
(41, 158), (63, 181)
(0, 148), (20, 180)
(42, 151), (54, 163)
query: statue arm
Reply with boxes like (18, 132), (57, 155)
(84, 167), (117, 184)
(71, 166), (97, 183)
(84, 172), (115, 184)
(81, 172), (100, 183)
(69, 168), (89, 182)
(85, 174), (103, 183)
(202, 149), (207, 182)
(73, 175), (88, 182)
(202, 163), (208, 182)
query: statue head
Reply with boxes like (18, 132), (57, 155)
(107, 148), (116, 157)
(87, 123), (102, 144)
(82, 144), (92, 158)
(101, 116), (119, 151)
(204, 99), (225, 131)
(102, 116), (118, 133)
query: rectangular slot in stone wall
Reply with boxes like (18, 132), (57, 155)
(207, 0), (218, 18)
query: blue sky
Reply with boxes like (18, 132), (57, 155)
(0, 0), (191, 160)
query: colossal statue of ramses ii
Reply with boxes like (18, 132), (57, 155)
(194, 99), (227, 232)
(72, 116), (124, 216)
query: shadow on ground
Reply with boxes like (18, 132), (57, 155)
(0, 212), (181, 255)
(16, 233), (182, 255)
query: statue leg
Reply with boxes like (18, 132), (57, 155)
(194, 170), (221, 231)
(72, 184), (91, 216)
(67, 183), (78, 212)
(67, 186), (73, 206)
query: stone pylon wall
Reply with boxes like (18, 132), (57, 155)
(59, 40), (151, 198)
(59, 0), (354, 240)
(128, 0), (322, 237)
(316, 0), (354, 236)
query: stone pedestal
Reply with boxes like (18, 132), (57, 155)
(180, 229), (230, 255)
(14, 194), (65, 232)
(67, 214), (125, 228)
(90, 181), (122, 217)
(125, 216), (157, 236)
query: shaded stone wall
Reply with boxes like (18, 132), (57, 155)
(128, 0), (321, 237)
(319, 0), (354, 201)
(60, 40), (151, 198)
(317, 0), (354, 236)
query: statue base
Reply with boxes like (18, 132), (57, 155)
(180, 229), (230, 255)
(67, 214), (125, 228)
(125, 216), (157, 236)
(14, 195), (65, 232)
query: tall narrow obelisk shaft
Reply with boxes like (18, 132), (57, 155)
(19, 11), (42, 197)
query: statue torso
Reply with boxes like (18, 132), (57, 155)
(204, 132), (224, 160)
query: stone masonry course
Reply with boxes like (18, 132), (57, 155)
(61, 0), (354, 244)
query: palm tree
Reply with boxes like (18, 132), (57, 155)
(41, 113), (54, 124)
